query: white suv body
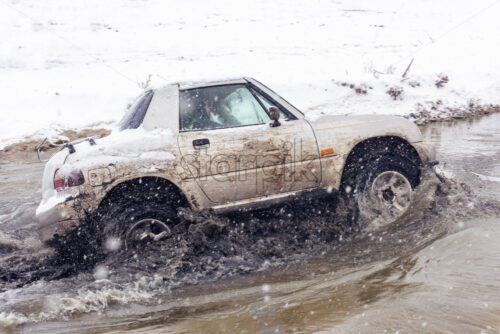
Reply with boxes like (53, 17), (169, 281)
(36, 77), (435, 244)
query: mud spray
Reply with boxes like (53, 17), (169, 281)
(1, 165), (497, 328)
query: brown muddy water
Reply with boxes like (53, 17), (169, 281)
(0, 114), (500, 333)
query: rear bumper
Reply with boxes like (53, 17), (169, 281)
(413, 141), (436, 164)
(36, 196), (84, 243)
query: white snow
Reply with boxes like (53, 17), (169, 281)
(58, 127), (176, 172)
(1, 0), (499, 149)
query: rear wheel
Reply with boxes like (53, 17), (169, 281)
(125, 218), (171, 249)
(101, 200), (178, 252)
(97, 180), (183, 252)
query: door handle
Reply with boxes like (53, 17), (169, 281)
(193, 138), (210, 148)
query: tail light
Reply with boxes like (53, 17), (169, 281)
(54, 169), (85, 191)
(54, 169), (65, 191)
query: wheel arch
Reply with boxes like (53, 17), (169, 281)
(95, 176), (190, 217)
(340, 136), (423, 188)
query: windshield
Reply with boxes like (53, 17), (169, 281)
(119, 90), (154, 130)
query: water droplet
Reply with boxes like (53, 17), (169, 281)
(93, 265), (109, 280)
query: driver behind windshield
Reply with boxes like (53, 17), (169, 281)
(180, 87), (240, 131)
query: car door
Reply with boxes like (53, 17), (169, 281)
(177, 83), (321, 204)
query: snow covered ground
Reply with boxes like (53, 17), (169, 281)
(1, 0), (499, 149)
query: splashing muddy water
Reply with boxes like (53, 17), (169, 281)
(1, 114), (500, 333)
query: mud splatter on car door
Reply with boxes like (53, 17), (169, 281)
(177, 84), (321, 203)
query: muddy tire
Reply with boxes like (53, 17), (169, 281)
(101, 204), (177, 251)
(98, 182), (181, 252)
(340, 154), (421, 229)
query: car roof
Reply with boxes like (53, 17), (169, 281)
(176, 77), (248, 90)
(143, 77), (304, 133)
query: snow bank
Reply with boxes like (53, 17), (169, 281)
(1, 0), (499, 149)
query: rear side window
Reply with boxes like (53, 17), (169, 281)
(119, 90), (154, 130)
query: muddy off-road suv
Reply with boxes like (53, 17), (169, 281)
(36, 77), (435, 250)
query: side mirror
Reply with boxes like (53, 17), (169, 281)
(268, 106), (281, 127)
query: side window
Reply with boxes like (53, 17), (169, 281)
(180, 85), (271, 131)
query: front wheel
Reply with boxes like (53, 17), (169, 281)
(342, 155), (420, 230)
(358, 170), (414, 229)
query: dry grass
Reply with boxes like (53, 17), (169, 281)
(407, 102), (500, 125)
(338, 81), (371, 95)
(0, 128), (111, 161)
(386, 86), (404, 100)
(435, 73), (449, 88)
